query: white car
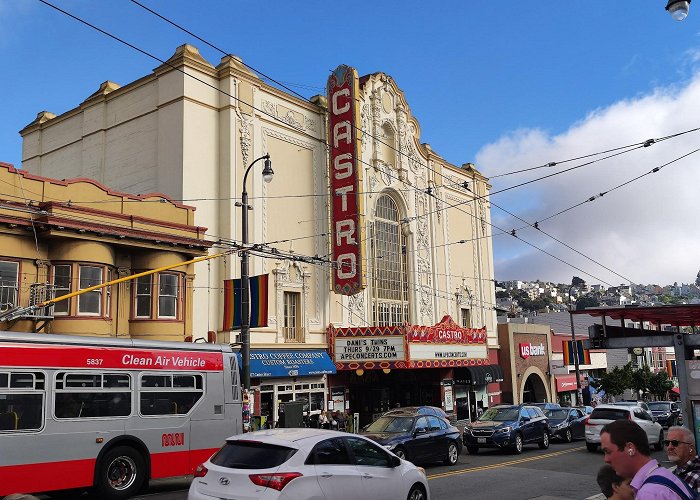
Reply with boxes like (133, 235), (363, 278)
(188, 428), (430, 500)
(584, 404), (664, 452)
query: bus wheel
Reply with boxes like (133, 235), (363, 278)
(95, 445), (146, 500)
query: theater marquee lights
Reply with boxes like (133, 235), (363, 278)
(328, 64), (365, 295)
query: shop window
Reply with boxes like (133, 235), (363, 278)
(0, 260), (19, 312)
(371, 195), (409, 327)
(158, 273), (179, 319)
(283, 291), (302, 342)
(461, 308), (471, 328)
(78, 265), (103, 315)
(135, 275), (152, 318)
(52, 264), (71, 315)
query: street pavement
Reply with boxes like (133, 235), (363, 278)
(35, 439), (671, 500)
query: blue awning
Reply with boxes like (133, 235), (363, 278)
(240, 350), (336, 378)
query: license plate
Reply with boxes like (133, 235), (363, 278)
(478, 438), (486, 443)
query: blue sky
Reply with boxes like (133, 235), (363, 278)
(2, 1), (700, 287)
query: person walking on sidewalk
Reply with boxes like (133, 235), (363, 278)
(600, 419), (696, 500)
(666, 426), (700, 494)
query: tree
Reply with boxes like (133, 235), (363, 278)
(593, 364), (633, 398)
(631, 365), (653, 399)
(576, 296), (600, 310)
(648, 371), (675, 400)
(495, 290), (510, 299)
(571, 276), (586, 287)
(696, 270), (700, 287)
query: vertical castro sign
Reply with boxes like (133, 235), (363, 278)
(328, 64), (364, 295)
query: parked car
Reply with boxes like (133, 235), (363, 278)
(360, 411), (462, 466)
(530, 402), (561, 411)
(576, 405), (594, 415)
(612, 400), (651, 412)
(584, 404), (664, 453)
(384, 406), (451, 424)
(188, 428), (430, 500)
(647, 401), (681, 428)
(462, 404), (550, 455)
(544, 407), (586, 442)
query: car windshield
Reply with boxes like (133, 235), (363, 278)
(545, 409), (569, 419)
(211, 440), (297, 469)
(648, 402), (671, 411)
(480, 407), (519, 421)
(365, 416), (414, 433)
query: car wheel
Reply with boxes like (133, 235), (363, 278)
(654, 430), (664, 451)
(466, 445), (479, 454)
(444, 441), (459, 465)
(538, 432), (550, 450)
(393, 446), (408, 461)
(512, 433), (523, 454)
(586, 442), (598, 452)
(94, 445), (146, 500)
(564, 429), (572, 443)
(407, 483), (427, 500)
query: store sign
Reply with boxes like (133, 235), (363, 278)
(519, 342), (545, 359)
(334, 336), (405, 363)
(407, 315), (487, 344)
(556, 374), (578, 393)
(443, 385), (454, 412)
(409, 343), (487, 361)
(328, 64), (364, 296)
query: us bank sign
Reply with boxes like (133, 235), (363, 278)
(328, 64), (365, 295)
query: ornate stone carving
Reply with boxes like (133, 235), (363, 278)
(304, 116), (317, 132)
(261, 100), (276, 117)
(361, 103), (371, 153)
(368, 175), (378, 199)
(377, 161), (393, 186)
(347, 291), (366, 326)
(239, 115), (253, 166)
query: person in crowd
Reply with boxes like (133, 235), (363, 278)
(596, 464), (634, 499)
(335, 410), (347, 431)
(666, 426), (700, 494)
(600, 419), (696, 500)
(330, 410), (339, 429)
(319, 409), (330, 429)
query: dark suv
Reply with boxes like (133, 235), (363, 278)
(463, 404), (550, 454)
(647, 401), (681, 428)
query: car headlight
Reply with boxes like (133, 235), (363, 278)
(384, 443), (397, 451)
(495, 426), (512, 434)
(464, 427), (473, 435)
(661, 412), (671, 417)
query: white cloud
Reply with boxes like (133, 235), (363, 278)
(476, 73), (700, 287)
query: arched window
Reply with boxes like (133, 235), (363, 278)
(371, 195), (409, 326)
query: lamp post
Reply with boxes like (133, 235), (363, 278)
(239, 154), (274, 390)
(568, 284), (583, 406)
(667, 0), (691, 20)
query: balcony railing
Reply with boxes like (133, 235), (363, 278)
(283, 326), (305, 343)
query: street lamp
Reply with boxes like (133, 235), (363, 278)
(240, 154), (274, 390)
(568, 283), (583, 406)
(667, 0), (691, 20)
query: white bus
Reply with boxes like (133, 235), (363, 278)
(0, 331), (242, 499)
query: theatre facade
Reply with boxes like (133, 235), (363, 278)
(20, 44), (501, 426)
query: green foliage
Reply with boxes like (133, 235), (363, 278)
(631, 365), (653, 398)
(571, 276), (586, 287)
(648, 371), (675, 399)
(576, 296), (600, 310)
(593, 363), (675, 400)
(593, 363), (633, 397)
(495, 290), (510, 299)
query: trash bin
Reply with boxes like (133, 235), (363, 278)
(280, 401), (305, 428)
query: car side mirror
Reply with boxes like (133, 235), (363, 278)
(390, 455), (401, 467)
(414, 427), (427, 436)
(520, 416), (530, 422)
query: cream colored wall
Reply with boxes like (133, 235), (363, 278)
(19, 45), (498, 350)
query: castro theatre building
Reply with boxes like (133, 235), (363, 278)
(19, 46), (501, 426)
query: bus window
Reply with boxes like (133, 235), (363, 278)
(140, 373), (203, 416)
(54, 372), (131, 419)
(0, 371), (45, 431)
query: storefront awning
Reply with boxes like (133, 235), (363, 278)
(246, 350), (336, 378)
(455, 364), (504, 386)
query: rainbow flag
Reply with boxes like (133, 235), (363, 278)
(563, 340), (591, 366)
(666, 359), (677, 377)
(222, 274), (268, 330)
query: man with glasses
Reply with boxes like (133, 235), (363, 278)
(666, 426), (700, 494)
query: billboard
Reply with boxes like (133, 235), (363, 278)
(328, 64), (364, 295)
